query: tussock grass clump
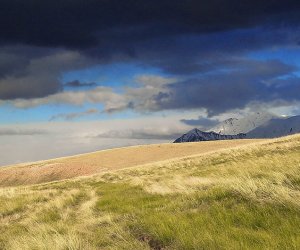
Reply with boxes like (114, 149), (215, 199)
(0, 134), (300, 249)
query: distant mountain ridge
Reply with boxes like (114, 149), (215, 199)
(174, 113), (300, 143)
(209, 112), (276, 135)
(247, 115), (300, 138)
(174, 128), (246, 143)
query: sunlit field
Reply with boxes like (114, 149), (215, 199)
(1, 134), (300, 249)
(0, 139), (262, 186)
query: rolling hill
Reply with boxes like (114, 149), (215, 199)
(0, 139), (260, 186)
(0, 134), (300, 249)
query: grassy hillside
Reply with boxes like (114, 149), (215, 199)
(0, 139), (261, 186)
(1, 135), (300, 249)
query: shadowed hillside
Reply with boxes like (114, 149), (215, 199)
(0, 134), (300, 249)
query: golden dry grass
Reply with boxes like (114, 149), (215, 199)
(1, 134), (300, 249)
(0, 139), (263, 186)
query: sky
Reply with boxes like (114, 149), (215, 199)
(1, 0), (300, 165)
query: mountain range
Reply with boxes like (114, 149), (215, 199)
(247, 115), (300, 138)
(174, 129), (246, 143)
(174, 112), (300, 143)
(209, 112), (276, 135)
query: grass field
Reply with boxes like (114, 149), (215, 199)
(1, 135), (300, 249)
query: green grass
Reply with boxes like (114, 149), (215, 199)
(1, 134), (300, 249)
(92, 182), (300, 249)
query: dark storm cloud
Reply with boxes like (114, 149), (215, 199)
(1, 0), (300, 114)
(81, 26), (300, 77)
(147, 60), (300, 116)
(1, 0), (300, 49)
(0, 47), (95, 100)
(0, 53), (29, 78)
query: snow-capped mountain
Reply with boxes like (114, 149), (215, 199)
(174, 128), (246, 143)
(174, 113), (300, 143)
(247, 115), (300, 138)
(208, 111), (276, 135)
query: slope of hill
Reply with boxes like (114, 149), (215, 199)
(1, 134), (300, 249)
(0, 139), (260, 186)
(247, 115), (300, 138)
(174, 128), (246, 143)
(209, 111), (276, 134)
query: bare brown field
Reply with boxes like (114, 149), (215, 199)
(0, 139), (264, 186)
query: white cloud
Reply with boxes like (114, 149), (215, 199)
(0, 112), (198, 166)
(4, 74), (176, 113)
(9, 86), (127, 111)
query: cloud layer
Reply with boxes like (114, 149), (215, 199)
(0, 115), (192, 165)
(1, 0), (300, 49)
(0, 0), (300, 120)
